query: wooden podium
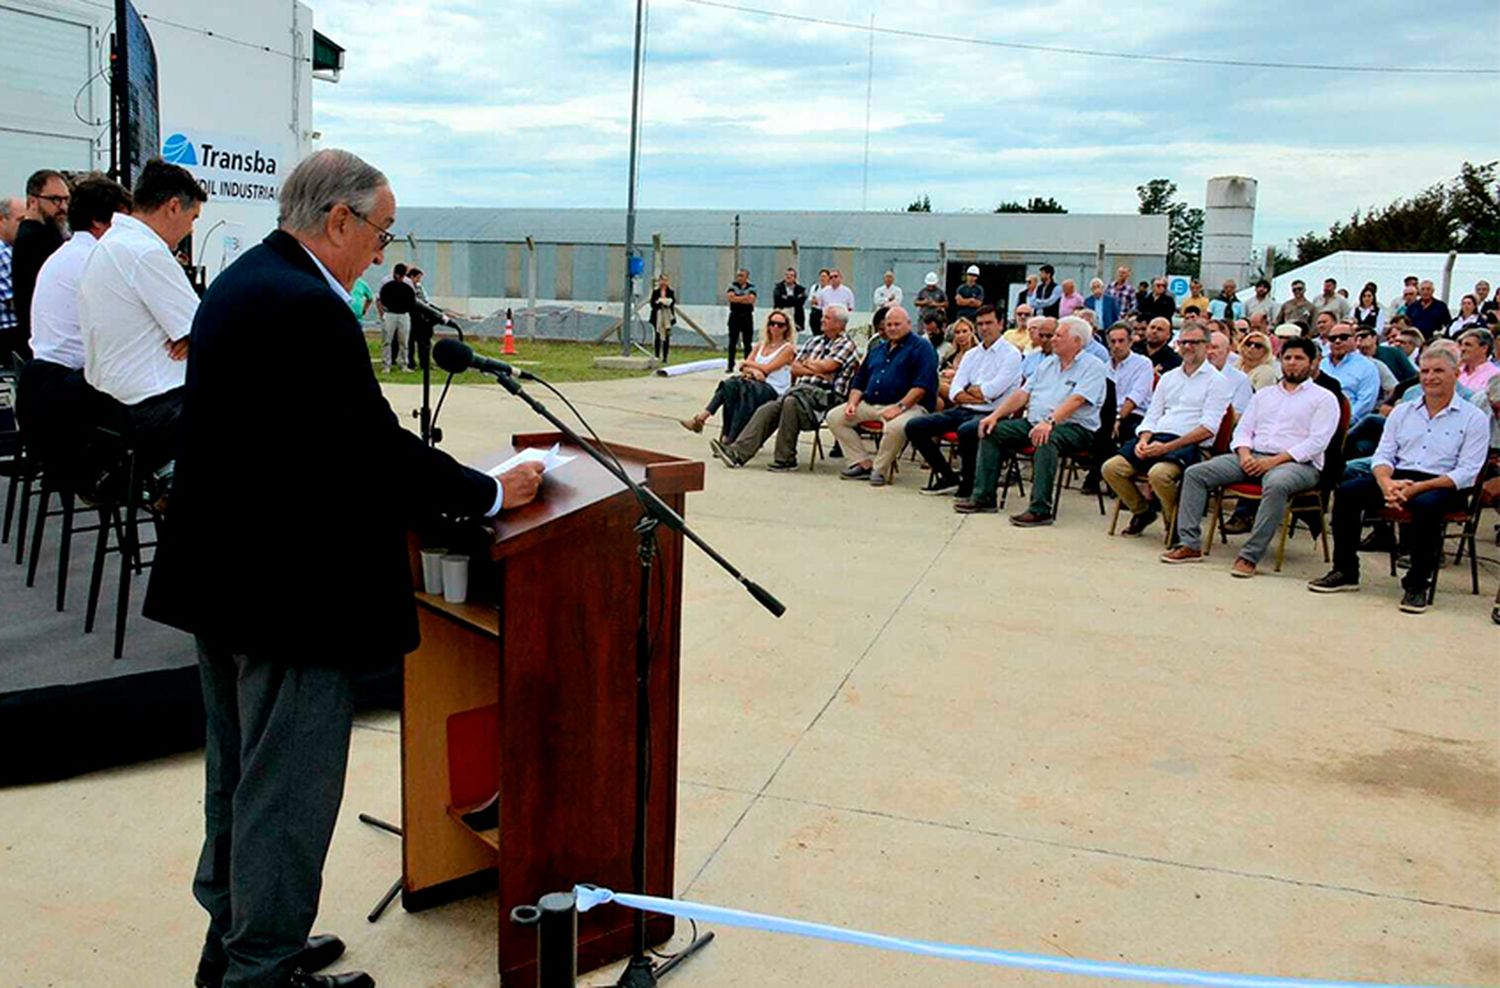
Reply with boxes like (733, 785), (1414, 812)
(400, 433), (704, 984)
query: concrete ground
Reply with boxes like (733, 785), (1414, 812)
(2, 371), (1497, 987)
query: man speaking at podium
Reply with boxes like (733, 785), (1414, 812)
(145, 149), (544, 988)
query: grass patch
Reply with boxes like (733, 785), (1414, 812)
(364, 334), (716, 385)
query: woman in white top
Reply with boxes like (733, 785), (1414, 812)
(681, 310), (796, 442)
(1448, 294), (1482, 337)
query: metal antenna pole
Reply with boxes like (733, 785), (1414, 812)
(861, 12), (874, 211)
(622, 0), (647, 356)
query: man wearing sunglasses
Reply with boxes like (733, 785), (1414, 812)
(7, 169), (71, 359)
(1319, 322), (1381, 427)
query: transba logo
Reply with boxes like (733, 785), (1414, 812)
(162, 133), (197, 166)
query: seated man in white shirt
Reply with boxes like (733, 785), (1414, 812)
(1205, 329), (1253, 415)
(17, 174), (133, 470)
(1164, 338), (1340, 576)
(1309, 346), (1490, 612)
(906, 305), (1022, 498)
(1101, 323), (1232, 537)
(79, 159), (206, 472)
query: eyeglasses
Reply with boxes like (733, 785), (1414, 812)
(1327, 334), (1353, 342)
(1244, 342), (1267, 350)
(767, 319), (789, 329)
(327, 203), (396, 249)
(1178, 338), (1207, 346)
(36, 194), (69, 207)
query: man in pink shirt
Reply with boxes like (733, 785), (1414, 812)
(1057, 278), (1087, 317)
(1456, 328), (1498, 393)
(1161, 337), (1340, 576)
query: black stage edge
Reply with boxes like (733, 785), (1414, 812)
(0, 499), (399, 786)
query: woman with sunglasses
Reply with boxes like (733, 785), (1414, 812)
(1237, 331), (1279, 391)
(681, 309), (796, 442)
(935, 317), (977, 409)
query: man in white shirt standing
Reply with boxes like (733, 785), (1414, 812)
(872, 270), (902, 311)
(1164, 338), (1339, 576)
(815, 268), (855, 319)
(80, 159), (206, 472)
(18, 174), (134, 468)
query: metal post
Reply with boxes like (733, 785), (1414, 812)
(1095, 241), (1106, 281)
(526, 235), (537, 340)
(621, 0), (646, 356)
(1440, 250), (1457, 303)
(510, 891), (578, 988)
(861, 12), (874, 211)
(938, 240), (947, 282)
(1264, 245), (1276, 282)
(732, 213), (741, 276)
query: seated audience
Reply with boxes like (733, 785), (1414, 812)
(955, 316), (1107, 526)
(1238, 330), (1279, 391)
(681, 310), (795, 442)
(1457, 328), (1498, 393)
(936, 317), (977, 394)
(1308, 346), (1489, 612)
(710, 305), (859, 470)
(1102, 323), (1231, 537)
(1105, 322), (1153, 443)
(1002, 303), (1033, 351)
(1319, 323), (1380, 427)
(1163, 338), (1339, 576)
(1205, 329), (1252, 414)
(823, 305), (937, 486)
(907, 305), (1022, 498)
(1070, 306), (1112, 364)
(79, 159), (206, 473)
(1134, 316), (1182, 374)
(1019, 315), (1057, 379)
(17, 174), (133, 471)
(1354, 326), (1399, 403)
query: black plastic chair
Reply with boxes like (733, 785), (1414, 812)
(82, 425), (168, 659)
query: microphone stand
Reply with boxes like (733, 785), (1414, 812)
(412, 308), (463, 447)
(481, 366), (785, 986)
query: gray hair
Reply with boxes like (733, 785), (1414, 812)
(823, 304), (848, 326)
(1057, 315), (1093, 347)
(278, 149), (388, 234)
(1458, 327), (1494, 353)
(1074, 307), (1098, 327)
(0, 197), (17, 220)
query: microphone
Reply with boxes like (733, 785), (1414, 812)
(412, 295), (463, 331)
(432, 338), (529, 380)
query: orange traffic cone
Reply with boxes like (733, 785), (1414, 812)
(502, 309), (516, 356)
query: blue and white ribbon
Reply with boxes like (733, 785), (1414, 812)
(574, 886), (1460, 988)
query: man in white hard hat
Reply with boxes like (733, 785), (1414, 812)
(914, 271), (947, 326)
(955, 264), (984, 318)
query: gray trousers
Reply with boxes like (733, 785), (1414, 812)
(194, 638), (356, 988)
(381, 312), (411, 370)
(1176, 453), (1321, 563)
(726, 385), (835, 465)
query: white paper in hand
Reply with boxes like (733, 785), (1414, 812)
(487, 442), (575, 478)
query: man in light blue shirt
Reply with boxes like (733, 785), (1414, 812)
(1310, 346), (1490, 612)
(1319, 324), (1381, 426)
(1019, 315), (1054, 380)
(957, 315), (1107, 525)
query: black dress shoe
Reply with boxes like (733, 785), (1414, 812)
(196, 935), (347, 988)
(283, 970), (374, 988)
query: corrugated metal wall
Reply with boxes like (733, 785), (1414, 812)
(382, 242), (1166, 309)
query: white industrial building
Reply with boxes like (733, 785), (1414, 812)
(0, 0), (341, 278)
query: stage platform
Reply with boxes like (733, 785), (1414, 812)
(0, 505), (396, 785)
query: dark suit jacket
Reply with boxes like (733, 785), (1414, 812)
(144, 231), (497, 664)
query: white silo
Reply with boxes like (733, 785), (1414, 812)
(1201, 176), (1257, 289)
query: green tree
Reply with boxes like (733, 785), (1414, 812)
(994, 196), (1068, 214)
(1290, 161), (1499, 265)
(906, 194), (932, 213)
(1137, 179), (1203, 276)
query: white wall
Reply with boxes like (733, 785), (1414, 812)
(0, 0), (318, 280)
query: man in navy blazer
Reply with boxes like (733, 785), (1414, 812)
(1083, 277), (1120, 327)
(145, 150), (544, 988)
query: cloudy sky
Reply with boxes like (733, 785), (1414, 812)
(309, 0), (1496, 249)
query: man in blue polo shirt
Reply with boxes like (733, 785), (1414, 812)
(824, 305), (937, 486)
(957, 315), (1108, 525)
(1320, 322), (1381, 427)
